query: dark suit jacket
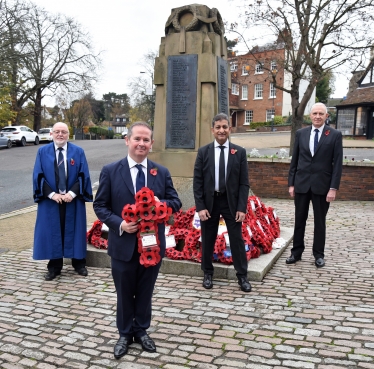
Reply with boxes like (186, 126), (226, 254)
(193, 142), (249, 218)
(288, 125), (343, 195)
(93, 157), (182, 262)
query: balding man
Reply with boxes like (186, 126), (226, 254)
(33, 122), (92, 280)
(287, 103), (343, 268)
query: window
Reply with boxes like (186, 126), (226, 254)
(266, 109), (275, 122)
(241, 85), (248, 100)
(254, 84), (263, 99)
(270, 61), (277, 73)
(230, 62), (238, 71)
(270, 83), (276, 98)
(242, 65), (249, 75)
(232, 83), (239, 95)
(255, 63), (263, 74)
(244, 110), (253, 125)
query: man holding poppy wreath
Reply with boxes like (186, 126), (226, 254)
(93, 122), (181, 359)
(193, 113), (251, 293)
(287, 102), (343, 268)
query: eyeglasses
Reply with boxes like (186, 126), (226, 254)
(53, 130), (69, 135)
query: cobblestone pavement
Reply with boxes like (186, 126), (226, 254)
(1, 199), (374, 368)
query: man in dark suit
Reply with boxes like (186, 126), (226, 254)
(93, 122), (181, 359)
(287, 103), (343, 268)
(33, 122), (92, 281)
(193, 113), (251, 292)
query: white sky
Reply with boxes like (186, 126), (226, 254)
(32, 0), (349, 104)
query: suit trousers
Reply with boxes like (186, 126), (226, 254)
(47, 201), (85, 272)
(201, 193), (248, 277)
(111, 246), (161, 339)
(292, 189), (330, 260)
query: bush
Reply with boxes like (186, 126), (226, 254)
(249, 116), (288, 129)
(88, 126), (114, 138)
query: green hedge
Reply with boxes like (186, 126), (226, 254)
(88, 126), (114, 138)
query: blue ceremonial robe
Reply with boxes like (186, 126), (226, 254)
(33, 142), (92, 260)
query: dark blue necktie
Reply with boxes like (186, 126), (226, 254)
(135, 164), (145, 192)
(57, 148), (66, 192)
(219, 146), (226, 193)
(314, 129), (319, 155)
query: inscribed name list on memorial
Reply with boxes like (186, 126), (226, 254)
(166, 55), (197, 149)
(217, 57), (229, 116)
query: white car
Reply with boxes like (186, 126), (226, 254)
(1, 125), (39, 146)
(38, 127), (53, 143)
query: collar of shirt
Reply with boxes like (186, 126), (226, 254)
(54, 143), (67, 152)
(128, 156), (147, 169)
(214, 139), (229, 148)
(311, 124), (325, 135)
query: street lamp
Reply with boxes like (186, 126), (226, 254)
(270, 67), (277, 132)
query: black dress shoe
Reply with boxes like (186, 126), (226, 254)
(134, 334), (156, 353)
(76, 267), (88, 276)
(114, 337), (132, 359)
(315, 258), (325, 268)
(286, 254), (301, 264)
(202, 274), (213, 289)
(238, 276), (252, 292)
(44, 271), (60, 281)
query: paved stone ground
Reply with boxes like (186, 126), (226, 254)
(1, 199), (374, 368)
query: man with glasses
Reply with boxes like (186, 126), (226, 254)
(193, 113), (251, 292)
(33, 122), (92, 280)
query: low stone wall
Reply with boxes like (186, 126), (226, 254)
(247, 159), (374, 201)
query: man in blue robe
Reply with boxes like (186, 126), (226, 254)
(33, 122), (92, 281)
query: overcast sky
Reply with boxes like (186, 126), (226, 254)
(32, 0), (348, 104)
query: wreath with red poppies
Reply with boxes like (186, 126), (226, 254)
(121, 187), (172, 267)
(88, 195), (281, 266)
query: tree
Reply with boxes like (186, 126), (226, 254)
(0, 0), (101, 132)
(0, 84), (16, 126)
(128, 50), (157, 125)
(102, 92), (130, 121)
(71, 97), (93, 128)
(233, 0), (374, 152)
(316, 71), (335, 104)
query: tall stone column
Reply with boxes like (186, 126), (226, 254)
(149, 5), (230, 208)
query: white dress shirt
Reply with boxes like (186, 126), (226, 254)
(214, 139), (229, 191)
(127, 156), (148, 193)
(48, 144), (76, 198)
(309, 124), (324, 156)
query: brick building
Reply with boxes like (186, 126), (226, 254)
(336, 53), (374, 139)
(228, 43), (315, 132)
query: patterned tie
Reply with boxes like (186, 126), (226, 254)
(219, 146), (226, 193)
(314, 129), (319, 155)
(57, 148), (66, 193)
(135, 164), (145, 192)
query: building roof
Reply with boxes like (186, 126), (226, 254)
(336, 86), (374, 106)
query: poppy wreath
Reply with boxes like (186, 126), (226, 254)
(88, 195), (281, 265)
(122, 186), (173, 268)
(87, 219), (108, 249)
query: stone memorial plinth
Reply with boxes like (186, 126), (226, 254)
(149, 4), (230, 208)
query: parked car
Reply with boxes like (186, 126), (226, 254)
(0, 132), (12, 149)
(122, 128), (128, 139)
(38, 127), (53, 143)
(1, 125), (39, 146)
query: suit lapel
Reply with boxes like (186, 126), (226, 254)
(147, 159), (156, 189)
(315, 126), (329, 154)
(304, 127), (313, 156)
(120, 157), (135, 195)
(208, 143), (215, 183)
(227, 143), (234, 179)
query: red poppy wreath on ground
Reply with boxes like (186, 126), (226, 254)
(88, 195), (281, 266)
(122, 187), (173, 268)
